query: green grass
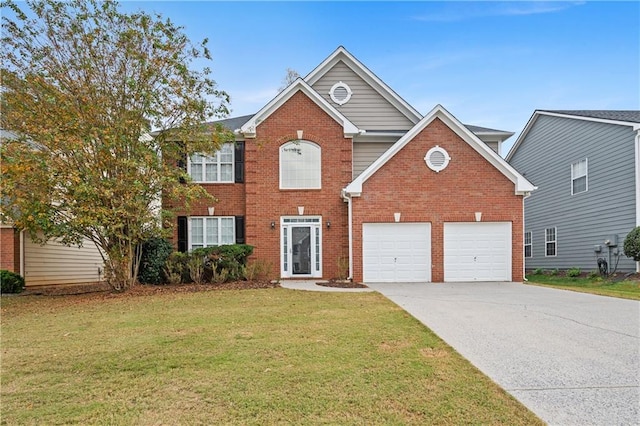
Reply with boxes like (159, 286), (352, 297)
(1, 288), (542, 425)
(526, 273), (640, 300)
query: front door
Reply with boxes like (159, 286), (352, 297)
(281, 217), (322, 278)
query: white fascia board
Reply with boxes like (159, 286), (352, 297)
(537, 110), (640, 128)
(304, 46), (422, 124)
(240, 78), (360, 138)
(345, 104), (536, 196)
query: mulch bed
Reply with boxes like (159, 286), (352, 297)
(316, 279), (368, 289)
(18, 280), (280, 298)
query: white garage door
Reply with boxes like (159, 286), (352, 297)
(444, 222), (511, 282)
(363, 223), (431, 282)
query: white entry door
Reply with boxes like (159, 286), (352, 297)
(444, 222), (512, 281)
(362, 223), (431, 282)
(281, 217), (322, 278)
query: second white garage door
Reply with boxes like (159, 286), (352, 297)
(444, 222), (512, 282)
(362, 223), (431, 282)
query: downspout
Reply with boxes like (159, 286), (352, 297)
(341, 189), (353, 280)
(19, 229), (25, 277)
(522, 192), (532, 281)
(635, 127), (640, 272)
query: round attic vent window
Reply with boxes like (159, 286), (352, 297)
(329, 81), (352, 105)
(424, 146), (451, 173)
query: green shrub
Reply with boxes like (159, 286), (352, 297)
(138, 237), (173, 285)
(566, 267), (581, 278)
(623, 226), (640, 261)
(193, 244), (254, 282)
(587, 270), (600, 279)
(1, 270), (25, 294)
(533, 268), (544, 275)
(548, 268), (559, 276)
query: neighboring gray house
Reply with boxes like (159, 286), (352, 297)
(507, 110), (640, 274)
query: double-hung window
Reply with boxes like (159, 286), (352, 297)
(280, 141), (321, 189)
(189, 143), (234, 183)
(571, 159), (588, 195)
(524, 231), (532, 258)
(189, 217), (235, 249)
(545, 227), (557, 257)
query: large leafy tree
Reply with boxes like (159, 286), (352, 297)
(1, 0), (231, 291)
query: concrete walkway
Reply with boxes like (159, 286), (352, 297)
(366, 281), (640, 426)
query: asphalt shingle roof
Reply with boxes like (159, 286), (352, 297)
(540, 110), (640, 123)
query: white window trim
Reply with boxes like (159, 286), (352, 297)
(545, 227), (557, 257)
(524, 231), (532, 258)
(571, 158), (588, 195)
(187, 142), (234, 183)
(279, 140), (322, 190)
(188, 216), (235, 250)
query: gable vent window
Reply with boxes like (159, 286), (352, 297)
(329, 81), (352, 105)
(424, 146), (451, 172)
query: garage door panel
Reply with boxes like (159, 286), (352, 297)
(444, 222), (511, 282)
(363, 223), (431, 282)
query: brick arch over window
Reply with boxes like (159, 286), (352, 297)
(279, 140), (321, 189)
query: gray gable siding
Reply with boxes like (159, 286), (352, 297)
(353, 140), (396, 178)
(311, 61), (416, 131)
(510, 115), (637, 273)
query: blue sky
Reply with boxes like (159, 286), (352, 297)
(121, 2), (638, 153)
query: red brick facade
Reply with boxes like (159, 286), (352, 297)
(245, 92), (351, 278)
(350, 118), (524, 282)
(0, 227), (20, 273)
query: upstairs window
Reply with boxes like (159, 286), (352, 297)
(571, 158), (588, 195)
(188, 143), (234, 183)
(280, 141), (321, 189)
(524, 231), (532, 258)
(545, 227), (557, 257)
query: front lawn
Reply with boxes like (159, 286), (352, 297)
(1, 288), (541, 425)
(525, 273), (640, 300)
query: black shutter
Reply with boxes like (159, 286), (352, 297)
(235, 216), (245, 244)
(234, 141), (244, 183)
(177, 216), (188, 252)
(177, 141), (187, 183)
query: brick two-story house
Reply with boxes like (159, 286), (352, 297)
(169, 47), (535, 283)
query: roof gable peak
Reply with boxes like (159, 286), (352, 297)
(304, 46), (422, 125)
(345, 104), (535, 196)
(239, 78), (360, 138)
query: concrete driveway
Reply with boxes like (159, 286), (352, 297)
(367, 281), (640, 426)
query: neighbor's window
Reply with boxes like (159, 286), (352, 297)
(280, 140), (321, 189)
(189, 217), (235, 249)
(524, 231), (532, 258)
(571, 158), (588, 195)
(188, 143), (234, 183)
(545, 227), (557, 257)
